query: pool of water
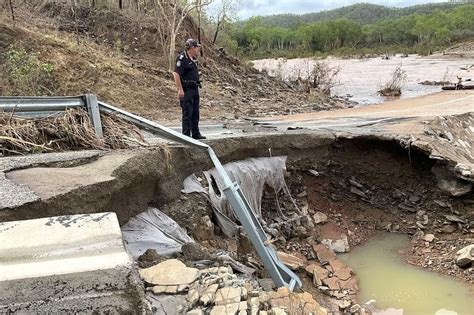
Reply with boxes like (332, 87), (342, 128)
(252, 55), (474, 105)
(338, 234), (473, 315)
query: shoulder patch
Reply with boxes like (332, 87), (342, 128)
(176, 60), (182, 67)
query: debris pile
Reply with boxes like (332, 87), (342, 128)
(0, 108), (147, 156)
(139, 258), (328, 315)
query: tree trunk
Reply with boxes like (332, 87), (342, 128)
(212, 20), (222, 44)
(8, 0), (15, 23)
(169, 30), (176, 72)
(119, 0), (123, 10)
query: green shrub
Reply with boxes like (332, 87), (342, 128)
(2, 45), (56, 96)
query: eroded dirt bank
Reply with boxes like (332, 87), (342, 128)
(1, 129), (472, 313)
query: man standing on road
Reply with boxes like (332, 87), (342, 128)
(173, 38), (206, 140)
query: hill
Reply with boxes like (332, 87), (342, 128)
(256, 2), (461, 28)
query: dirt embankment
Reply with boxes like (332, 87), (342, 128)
(0, 3), (349, 123)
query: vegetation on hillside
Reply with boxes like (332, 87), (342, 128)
(227, 4), (474, 58)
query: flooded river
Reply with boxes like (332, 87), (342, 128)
(252, 55), (474, 105)
(339, 234), (473, 315)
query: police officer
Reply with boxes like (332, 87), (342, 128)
(173, 38), (206, 139)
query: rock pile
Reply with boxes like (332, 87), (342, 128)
(139, 258), (328, 314)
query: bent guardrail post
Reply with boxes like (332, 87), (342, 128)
(98, 100), (302, 290)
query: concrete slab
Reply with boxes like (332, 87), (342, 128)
(0, 150), (103, 209)
(0, 212), (145, 313)
(6, 153), (132, 200)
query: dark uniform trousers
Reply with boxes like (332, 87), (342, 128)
(180, 87), (200, 137)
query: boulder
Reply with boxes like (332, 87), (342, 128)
(455, 244), (474, 268)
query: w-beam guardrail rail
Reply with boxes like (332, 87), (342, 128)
(0, 95), (302, 290)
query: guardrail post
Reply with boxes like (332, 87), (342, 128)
(85, 94), (103, 138)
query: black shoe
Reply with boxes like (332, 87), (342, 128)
(193, 134), (206, 140)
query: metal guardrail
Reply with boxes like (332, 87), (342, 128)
(0, 95), (302, 290)
(0, 95), (103, 137)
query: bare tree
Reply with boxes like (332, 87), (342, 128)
(8, 0), (15, 23)
(209, 0), (239, 44)
(154, 0), (212, 71)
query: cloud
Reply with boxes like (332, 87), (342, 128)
(236, 0), (447, 19)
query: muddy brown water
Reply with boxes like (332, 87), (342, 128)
(252, 55), (474, 105)
(339, 234), (473, 315)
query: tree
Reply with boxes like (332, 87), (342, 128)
(154, 0), (213, 71)
(208, 0), (240, 44)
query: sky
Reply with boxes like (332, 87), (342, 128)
(233, 0), (448, 19)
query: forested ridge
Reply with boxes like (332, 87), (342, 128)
(227, 2), (474, 58)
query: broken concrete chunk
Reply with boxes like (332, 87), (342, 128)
(455, 244), (474, 269)
(139, 259), (198, 286)
(276, 251), (304, 270)
(200, 284), (219, 305)
(215, 287), (242, 305)
(0, 212), (143, 313)
(210, 302), (240, 315)
(313, 212), (328, 224)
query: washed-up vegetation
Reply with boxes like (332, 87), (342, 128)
(0, 108), (147, 156)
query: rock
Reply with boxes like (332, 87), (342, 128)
(192, 215), (215, 241)
(308, 169), (320, 177)
(321, 235), (350, 253)
(432, 165), (472, 196)
(445, 214), (466, 224)
(215, 287), (242, 305)
(187, 289), (200, 306)
(338, 300), (351, 310)
(313, 244), (337, 264)
(350, 186), (368, 199)
(271, 307), (287, 315)
(200, 284), (219, 305)
(139, 259), (199, 286)
(182, 242), (212, 261)
(339, 278), (358, 292)
(210, 303), (240, 315)
(441, 224), (457, 234)
(138, 249), (164, 268)
(334, 268), (352, 281)
(276, 251), (304, 270)
(313, 212), (328, 224)
(349, 178), (364, 189)
(349, 304), (361, 314)
(455, 244), (474, 268)
(297, 191), (307, 198)
(322, 277), (340, 290)
(258, 278), (275, 291)
(423, 234), (435, 242)
(187, 309), (204, 315)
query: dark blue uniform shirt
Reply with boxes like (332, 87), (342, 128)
(174, 51), (199, 88)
